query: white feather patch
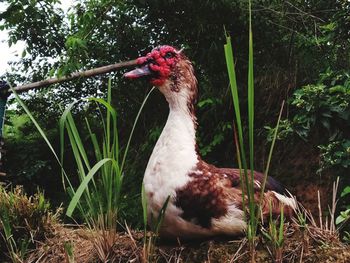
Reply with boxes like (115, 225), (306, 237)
(272, 191), (297, 209)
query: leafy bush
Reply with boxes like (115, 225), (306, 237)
(319, 139), (350, 172)
(272, 70), (350, 174)
(291, 70), (350, 142)
(264, 119), (294, 142)
(273, 69), (350, 237)
(4, 110), (59, 188)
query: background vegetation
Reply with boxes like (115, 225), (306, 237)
(0, 0), (349, 229)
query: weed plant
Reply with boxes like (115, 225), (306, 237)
(261, 205), (285, 263)
(11, 81), (155, 229)
(224, 0), (284, 261)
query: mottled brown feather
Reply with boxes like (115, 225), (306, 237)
(175, 160), (293, 228)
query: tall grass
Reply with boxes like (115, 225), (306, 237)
(224, 33), (258, 261)
(11, 80), (155, 228)
(224, 1), (284, 261)
(61, 78), (123, 227)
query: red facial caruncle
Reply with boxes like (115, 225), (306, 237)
(124, 45), (179, 86)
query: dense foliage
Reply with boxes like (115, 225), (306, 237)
(290, 70), (350, 172)
(0, 0), (349, 227)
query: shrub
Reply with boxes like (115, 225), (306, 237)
(291, 69), (350, 142)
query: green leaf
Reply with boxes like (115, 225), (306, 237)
(341, 186), (350, 197)
(336, 215), (346, 225)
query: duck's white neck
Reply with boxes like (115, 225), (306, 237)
(156, 80), (198, 161)
(163, 106), (197, 148)
(143, 85), (199, 200)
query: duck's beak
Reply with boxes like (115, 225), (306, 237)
(124, 64), (152, 79)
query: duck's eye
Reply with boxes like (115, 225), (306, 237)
(164, 52), (174, 59)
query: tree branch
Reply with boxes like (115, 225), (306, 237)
(9, 59), (137, 94)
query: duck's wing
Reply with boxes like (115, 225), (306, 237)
(175, 161), (295, 230)
(216, 166), (296, 219)
(218, 167), (288, 194)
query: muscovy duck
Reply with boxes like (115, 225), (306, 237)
(124, 46), (295, 239)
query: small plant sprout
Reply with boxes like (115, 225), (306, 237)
(293, 205), (310, 255)
(64, 241), (75, 263)
(261, 203), (285, 263)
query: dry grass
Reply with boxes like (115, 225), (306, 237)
(24, 221), (350, 263)
(25, 182), (350, 263)
(3, 181), (349, 263)
(0, 185), (61, 262)
(26, 224), (96, 263)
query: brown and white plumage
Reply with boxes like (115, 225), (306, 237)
(124, 45), (296, 239)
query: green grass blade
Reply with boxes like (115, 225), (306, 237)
(59, 101), (80, 169)
(87, 97), (118, 182)
(87, 98), (117, 157)
(64, 122), (95, 214)
(66, 158), (115, 217)
(12, 88), (59, 164)
(84, 118), (99, 188)
(258, 101), (285, 219)
(224, 36), (252, 207)
(278, 205), (285, 246)
(85, 118), (102, 162)
(87, 98), (117, 126)
(87, 96), (119, 212)
(106, 78), (112, 157)
(233, 124), (246, 221)
(224, 37), (243, 137)
(155, 196), (170, 235)
(60, 101), (92, 174)
(248, 0), (255, 175)
(247, 0), (256, 231)
(67, 111), (91, 169)
(65, 122), (89, 186)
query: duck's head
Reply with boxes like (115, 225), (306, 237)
(124, 45), (198, 110)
